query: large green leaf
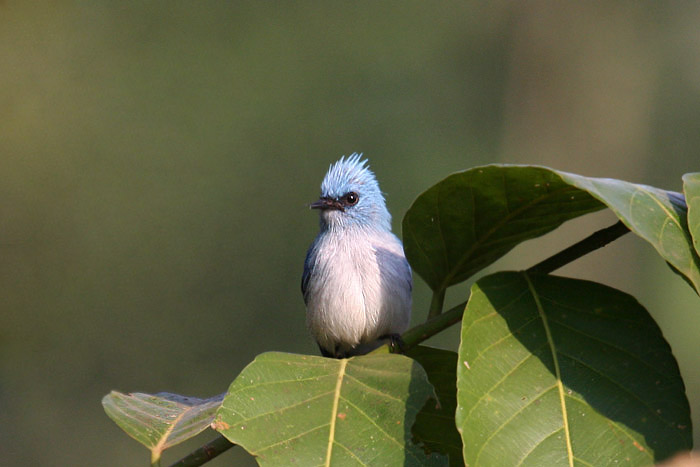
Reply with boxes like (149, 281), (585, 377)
(558, 172), (700, 295)
(403, 165), (700, 295)
(407, 346), (462, 466)
(457, 272), (691, 466)
(683, 172), (700, 257)
(102, 391), (224, 462)
(402, 165), (604, 291)
(214, 352), (446, 466)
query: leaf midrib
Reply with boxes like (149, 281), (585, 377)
(325, 359), (347, 467)
(524, 272), (574, 467)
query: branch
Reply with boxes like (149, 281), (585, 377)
(369, 299), (468, 358)
(404, 299), (467, 349)
(168, 435), (235, 467)
(527, 220), (630, 275)
(384, 220), (632, 354)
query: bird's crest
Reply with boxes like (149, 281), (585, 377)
(321, 153), (377, 198)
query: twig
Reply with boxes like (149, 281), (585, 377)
(391, 220), (632, 353)
(168, 435), (235, 467)
(527, 220), (630, 275)
(404, 300), (467, 349)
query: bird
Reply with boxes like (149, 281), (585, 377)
(302, 153), (412, 358)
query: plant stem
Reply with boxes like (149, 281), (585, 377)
(403, 300), (467, 349)
(427, 288), (446, 319)
(168, 435), (235, 467)
(391, 220), (632, 353)
(527, 220), (630, 275)
(151, 451), (161, 467)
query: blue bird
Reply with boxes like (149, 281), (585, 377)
(302, 154), (412, 358)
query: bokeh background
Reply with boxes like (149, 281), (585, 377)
(2, 2), (699, 465)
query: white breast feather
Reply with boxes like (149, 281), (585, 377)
(305, 229), (410, 354)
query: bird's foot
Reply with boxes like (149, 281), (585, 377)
(380, 333), (406, 354)
(318, 343), (341, 358)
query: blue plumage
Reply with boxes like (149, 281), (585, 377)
(302, 154), (412, 358)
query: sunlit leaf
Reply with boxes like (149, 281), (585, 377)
(408, 346), (462, 466)
(683, 172), (700, 258)
(102, 391), (224, 460)
(214, 352), (446, 466)
(457, 272), (691, 466)
(558, 171), (700, 294)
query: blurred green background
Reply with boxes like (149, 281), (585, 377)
(1, 2), (699, 465)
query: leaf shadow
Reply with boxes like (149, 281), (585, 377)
(484, 272), (692, 462)
(408, 347), (463, 466)
(405, 359), (450, 466)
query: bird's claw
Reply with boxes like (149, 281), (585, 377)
(381, 333), (407, 354)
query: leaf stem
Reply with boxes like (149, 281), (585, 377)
(168, 435), (235, 467)
(527, 220), (630, 275)
(427, 288), (446, 319)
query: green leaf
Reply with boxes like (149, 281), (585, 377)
(102, 391), (224, 462)
(403, 164), (700, 295)
(683, 172), (700, 257)
(457, 272), (692, 466)
(407, 346), (462, 466)
(214, 352), (446, 466)
(557, 171), (700, 295)
(402, 165), (605, 291)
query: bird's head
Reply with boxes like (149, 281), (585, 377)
(311, 153), (392, 231)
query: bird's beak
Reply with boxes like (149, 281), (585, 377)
(310, 197), (345, 212)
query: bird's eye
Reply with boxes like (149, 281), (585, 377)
(343, 192), (359, 206)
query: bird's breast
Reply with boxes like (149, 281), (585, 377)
(305, 230), (408, 352)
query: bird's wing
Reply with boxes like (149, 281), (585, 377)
(396, 254), (414, 292)
(374, 239), (413, 293)
(405, 259), (413, 292)
(301, 247), (314, 303)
